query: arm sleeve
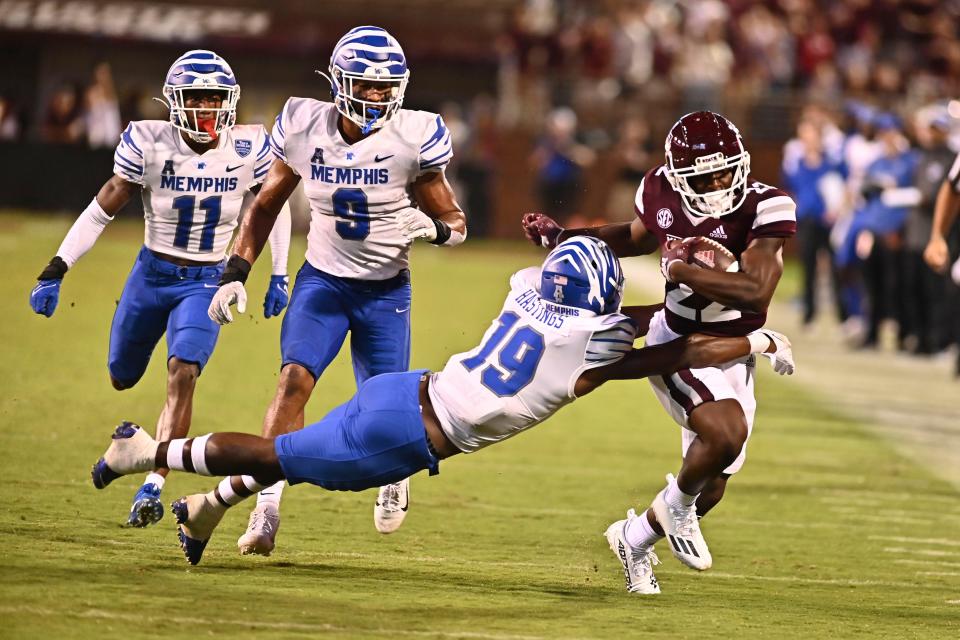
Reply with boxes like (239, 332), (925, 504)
(113, 123), (145, 185)
(251, 128), (273, 187)
(267, 201), (292, 276)
(418, 114), (453, 175)
(582, 316), (639, 369)
(56, 197), (115, 267)
(270, 98), (299, 176)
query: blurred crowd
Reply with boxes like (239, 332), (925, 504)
(781, 101), (960, 373)
(1, 61), (155, 149)
(498, 0), (960, 129)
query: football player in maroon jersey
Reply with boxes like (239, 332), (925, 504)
(522, 111), (797, 592)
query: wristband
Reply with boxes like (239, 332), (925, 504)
(429, 218), (452, 245)
(219, 255), (252, 285)
(38, 256), (69, 281)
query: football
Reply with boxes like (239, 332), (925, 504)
(684, 236), (738, 272)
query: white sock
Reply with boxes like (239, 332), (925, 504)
(625, 509), (663, 549)
(209, 475), (269, 508)
(665, 476), (698, 509)
(165, 434), (214, 475)
(144, 472), (166, 490)
(256, 481), (285, 506)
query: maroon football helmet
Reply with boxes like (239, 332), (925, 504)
(664, 111), (751, 218)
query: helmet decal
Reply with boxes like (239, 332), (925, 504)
(540, 237), (624, 315)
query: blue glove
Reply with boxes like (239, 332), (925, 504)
(263, 275), (289, 318)
(30, 279), (62, 317)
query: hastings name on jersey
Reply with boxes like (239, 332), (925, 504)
(114, 120), (271, 261)
(270, 98), (453, 280)
(428, 268), (638, 454)
(636, 166), (797, 337)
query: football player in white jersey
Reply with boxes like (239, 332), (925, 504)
(206, 26), (468, 553)
(29, 50), (292, 527)
(93, 237), (794, 574)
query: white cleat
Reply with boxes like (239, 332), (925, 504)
(92, 422), (158, 489)
(651, 474), (712, 571)
(604, 509), (661, 594)
(172, 493), (227, 565)
(237, 503), (280, 556)
(374, 478), (409, 534)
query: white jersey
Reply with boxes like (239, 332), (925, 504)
(270, 98), (453, 280)
(113, 120), (271, 261)
(428, 268), (638, 453)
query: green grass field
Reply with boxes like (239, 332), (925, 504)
(0, 212), (957, 639)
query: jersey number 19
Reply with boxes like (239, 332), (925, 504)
(462, 311), (545, 397)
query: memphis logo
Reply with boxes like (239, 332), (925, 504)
(310, 165), (388, 185)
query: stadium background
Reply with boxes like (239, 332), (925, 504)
(1, 1), (958, 638)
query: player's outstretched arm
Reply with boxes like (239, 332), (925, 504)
(924, 179), (960, 273)
(209, 160), (299, 325)
(398, 170), (467, 245)
(29, 175), (137, 317)
(576, 331), (788, 395)
(619, 304), (664, 337)
(668, 236), (786, 313)
(521, 214), (658, 257)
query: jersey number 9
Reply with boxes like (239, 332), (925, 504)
(332, 188), (370, 240)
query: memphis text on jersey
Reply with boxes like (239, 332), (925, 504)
(159, 174), (239, 193)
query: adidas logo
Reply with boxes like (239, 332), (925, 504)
(708, 225), (728, 240)
(668, 534), (702, 558)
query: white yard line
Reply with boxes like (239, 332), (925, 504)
(884, 547), (960, 558)
(870, 535), (960, 547)
(894, 559), (960, 568)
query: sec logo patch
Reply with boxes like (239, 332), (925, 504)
(656, 208), (673, 229)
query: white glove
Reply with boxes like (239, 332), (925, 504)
(207, 281), (247, 325)
(756, 329), (795, 375)
(396, 209), (437, 242)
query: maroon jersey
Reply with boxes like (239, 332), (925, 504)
(636, 165), (797, 337)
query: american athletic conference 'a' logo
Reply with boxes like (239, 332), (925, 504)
(656, 208), (673, 229)
(234, 139), (252, 157)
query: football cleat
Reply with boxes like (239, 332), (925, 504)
(237, 502), (280, 556)
(604, 509), (661, 594)
(651, 475), (712, 571)
(374, 478), (410, 534)
(91, 422), (156, 489)
(126, 483), (164, 527)
(172, 494), (226, 565)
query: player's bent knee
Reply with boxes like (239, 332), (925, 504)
(167, 358), (199, 387)
(110, 376), (130, 391)
(278, 364), (316, 396)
